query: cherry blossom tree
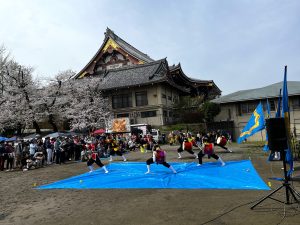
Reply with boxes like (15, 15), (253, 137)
(60, 75), (113, 132)
(0, 47), (41, 134)
(1, 47), (113, 134)
(34, 70), (76, 132)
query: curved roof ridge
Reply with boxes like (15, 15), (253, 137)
(106, 28), (154, 63)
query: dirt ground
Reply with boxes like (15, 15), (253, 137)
(1, 143), (300, 225)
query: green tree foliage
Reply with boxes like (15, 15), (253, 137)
(173, 95), (205, 123)
(200, 101), (220, 122)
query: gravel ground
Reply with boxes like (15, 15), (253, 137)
(0, 142), (299, 225)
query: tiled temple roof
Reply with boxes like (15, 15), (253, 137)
(105, 28), (154, 63)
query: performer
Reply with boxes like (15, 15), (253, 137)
(177, 138), (198, 159)
(145, 145), (177, 174)
(215, 133), (232, 153)
(108, 139), (127, 162)
(197, 136), (225, 166)
(87, 150), (108, 173)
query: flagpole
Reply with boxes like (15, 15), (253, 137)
(251, 66), (300, 209)
(282, 66), (293, 177)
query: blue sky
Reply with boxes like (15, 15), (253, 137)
(1, 0), (299, 95)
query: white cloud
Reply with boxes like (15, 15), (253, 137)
(0, 0), (300, 95)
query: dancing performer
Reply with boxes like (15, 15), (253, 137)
(215, 133), (232, 153)
(197, 136), (225, 166)
(145, 145), (177, 174)
(108, 139), (127, 162)
(87, 150), (108, 173)
(177, 138), (198, 159)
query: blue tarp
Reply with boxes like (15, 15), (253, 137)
(37, 160), (270, 190)
(0, 136), (7, 142)
(6, 136), (17, 142)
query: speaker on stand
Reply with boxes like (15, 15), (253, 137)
(266, 118), (288, 153)
(266, 118), (288, 160)
(251, 118), (300, 209)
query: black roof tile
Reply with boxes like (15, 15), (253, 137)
(98, 59), (166, 90)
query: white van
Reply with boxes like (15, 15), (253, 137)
(150, 129), (162, 143)
(130, 124), (149, 136)
(130, 124), (162, 143)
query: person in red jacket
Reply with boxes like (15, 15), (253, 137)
(87, 150), (108, 173)
(197, 136), (225, 166)
(215, 134), (232, 153)
(177, 138), (198, 159)
(145, 145), (177, 174)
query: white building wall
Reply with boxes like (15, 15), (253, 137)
(110, 84), (180, 126)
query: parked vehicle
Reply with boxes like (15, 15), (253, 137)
(130, 124), (162, 143)
(150, 129), (163, 144)
(130, 124), (151, 136)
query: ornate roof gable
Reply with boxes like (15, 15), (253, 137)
(75, 28), (154, 79)
(169, 64), (221, 98)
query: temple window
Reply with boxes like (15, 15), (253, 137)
(112, 94), (132, 109)
(269, 100), (276, 111)
(141, 111), (157, 118)
(136, 91), (148, 106)
(117, 113), (129, 118)
(292, 96), (300, 109)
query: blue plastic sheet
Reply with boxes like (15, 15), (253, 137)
(37, 160), (270, 190)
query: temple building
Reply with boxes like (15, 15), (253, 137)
(75, 28), (221, 126)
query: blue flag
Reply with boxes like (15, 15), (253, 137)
(263, 99), (270, 151)
(275, 89), (282, 118)
(238, 102), (265, 144)
(282, 66), (293, 175)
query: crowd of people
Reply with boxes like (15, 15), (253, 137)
(0, 130), (232, 174)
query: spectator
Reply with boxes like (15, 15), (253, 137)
(15, 139), (24, 169)
(5, 142), (15, 171)
(0, 142), (5, 171)
(54, 138), (62, 164)
(33, 151), (45, 168)
(44, 137), (53, 165)
(29, 140), (37, 160)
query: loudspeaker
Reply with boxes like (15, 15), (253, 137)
(265, 118), (288, 152)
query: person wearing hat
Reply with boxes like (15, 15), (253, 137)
(177, 137), (198, 159)
(197, 136), (225, 166)
(145, 145), (177, 174)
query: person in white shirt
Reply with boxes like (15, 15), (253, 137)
(29, 140), (37, 160)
